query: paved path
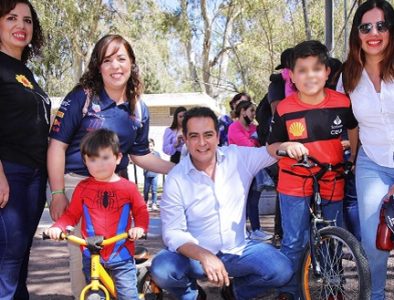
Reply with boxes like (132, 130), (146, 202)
(28, 208), (394, 299)
(28, 209), (278, 299)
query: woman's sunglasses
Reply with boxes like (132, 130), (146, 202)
(358, 21), (390, 34)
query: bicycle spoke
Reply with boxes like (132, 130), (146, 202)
(302, 227), (370, 300)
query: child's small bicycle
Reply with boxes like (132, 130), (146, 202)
(43, 227), (163, 300)
(277, 150), (371, 300)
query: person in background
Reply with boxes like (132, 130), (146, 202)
(45, 129), (148, 300)
(339, 1), (394, 298)
(47, 34), (173, 298)
(228, 100), (273, 241)
(266, 48), (294, 246)
(268, 48), (295, 115)
(151, 107), (292, 300)
(163, 106), (187, 164)
(218, 92), (251, 146)
(0, 1), (51, 298)
(143, 138), (160, 211)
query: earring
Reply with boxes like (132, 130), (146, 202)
(28, 43), (32, 48)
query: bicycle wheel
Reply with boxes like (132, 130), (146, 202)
(137, 267), (163, 300)
(301, 226), (371, 300)
(85, 292), (102, 300)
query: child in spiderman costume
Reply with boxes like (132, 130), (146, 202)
(45, 128), (149, 300)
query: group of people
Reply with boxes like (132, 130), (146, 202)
(1, 1), (394, 300)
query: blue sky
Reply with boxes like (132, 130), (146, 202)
(157, 0), (179, 10)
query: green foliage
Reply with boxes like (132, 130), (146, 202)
(27, 0), (373, 107)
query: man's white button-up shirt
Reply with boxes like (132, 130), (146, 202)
(160, 145), (276, 255)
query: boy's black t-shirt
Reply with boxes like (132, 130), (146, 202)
(0, 51), (51, 169)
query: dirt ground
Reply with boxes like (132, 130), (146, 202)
(27, 209), (394, 299)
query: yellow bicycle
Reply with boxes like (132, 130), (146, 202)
(43, 228), (163, 300)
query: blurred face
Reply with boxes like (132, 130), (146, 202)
(241, 104), (256, 122)
(100, 42), (132, 93)
(290, 56), (330, 102)
(84, 147), (122, 182)
(359, 8), (389, 60)
(0, 3), (33, 59)
(184, 117), (219, 172)
(149, 142), (154, 152)
(177, 111), (185, 127)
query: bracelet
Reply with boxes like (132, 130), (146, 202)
(51, 189), (65, 195)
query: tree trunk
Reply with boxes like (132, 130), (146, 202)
(301, 0), (312, 39)
(180, 0), (202, 91)
(201, 0), (212, 96)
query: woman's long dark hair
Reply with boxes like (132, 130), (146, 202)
(78, 34), (143, 113)
(343, 0), (394, 92)
(170, 106), (187, 130)
(0, 0), (44, 63)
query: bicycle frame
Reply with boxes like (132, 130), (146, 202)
(277, 151), (349, 277)
(45, 231), (141, 300)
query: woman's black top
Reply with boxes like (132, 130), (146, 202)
(0, 51), (50, 169)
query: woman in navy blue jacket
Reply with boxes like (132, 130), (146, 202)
(47, 34), (173, 298)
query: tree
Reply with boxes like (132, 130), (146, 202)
(31, 0), (109, 95)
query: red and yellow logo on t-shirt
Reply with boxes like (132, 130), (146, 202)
(286, 118), (308, 140)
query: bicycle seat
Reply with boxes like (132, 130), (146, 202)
(135, 246), (149, 264)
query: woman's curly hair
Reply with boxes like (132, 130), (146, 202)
(78, 34), (143, 113)
(0, 0), (44, 63)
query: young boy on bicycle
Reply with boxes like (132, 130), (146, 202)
(267, 40), (358, 300)
(45, 129), (149, 300)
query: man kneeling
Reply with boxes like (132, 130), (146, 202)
(151, 107), (292, 300)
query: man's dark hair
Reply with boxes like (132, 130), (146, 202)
(290, 40), (330, 70)
(80, 129), (120, 161)
(182, 107), (218, 136)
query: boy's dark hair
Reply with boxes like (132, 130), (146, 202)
(80, 129), (120, 161)
(182, 107), (218, 136)
(290, 40), (330, 70)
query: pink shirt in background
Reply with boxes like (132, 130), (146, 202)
(228, 120), (260, 147)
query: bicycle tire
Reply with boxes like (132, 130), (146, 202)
(137, 267), (163, 300)
(85, 292), (102, 300)
(301, 226), (371, 300)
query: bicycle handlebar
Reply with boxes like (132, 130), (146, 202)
(276, 150), (353, 174)
(42, 231), (147, 247)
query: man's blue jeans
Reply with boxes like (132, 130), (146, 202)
(150, 241), (293, 300)
(143, 176), (158, 204)
(356, 147), (394, 300)
(278, 193), (343, 299)
(83, 257), (138, 300)
(0, 161), (47, 300)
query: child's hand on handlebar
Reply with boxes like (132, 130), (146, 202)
(281, 142), (309, 161)
(44, 226), (63, 240)
(128, 227), (145, 241)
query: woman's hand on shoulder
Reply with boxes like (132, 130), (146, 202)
(49, 193), (69, 221)
(0, 170), (9, 208)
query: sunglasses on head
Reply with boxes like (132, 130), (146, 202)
(358, 21), (390, 34)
